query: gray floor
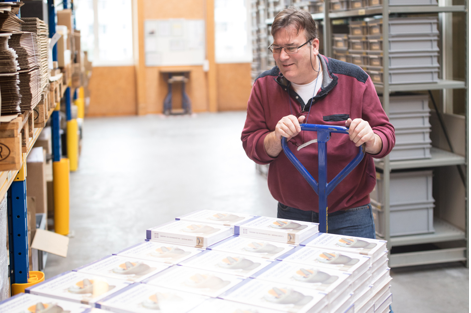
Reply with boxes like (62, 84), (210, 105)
(44, 112), (469, 313)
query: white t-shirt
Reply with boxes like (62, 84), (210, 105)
(291, 67), (323, 109)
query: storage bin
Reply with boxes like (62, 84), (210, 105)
(367, 37), (383, 51)
(390, 0), (437, 4)
(367, 17), (439, 37)
(368, 66), (439, 85)
(347, 54), (368, 66)
(380, 94), (429, 114)
(372, 202), (434, 237)
(349, 21), (368, 36)
(388, 142), (432, 160)
(389, 17), (438, 36)
(367, 19), (382, 36)
(366, 52), (439, 69)
(333, 34), (349, 48)
(349, 0), (367, 9)
(330, 0), (348, 12)
(349, 39), (368, 51)
(309, 2), (324, 13)
(389, 111), (431, 128)
(389, 36), (439, 53)
(371, 170), (434, 206)
(333, 52), (348, 62)
(394, 127), (431, 145)
(367, 0), (382, 7)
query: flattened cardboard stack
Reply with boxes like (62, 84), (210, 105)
(0, 33), (21, 115)
(2, 210), (393, 313)
(8, 32), (41, 111)
(22, 17), (49, 92)
(0, 10), (23, 33)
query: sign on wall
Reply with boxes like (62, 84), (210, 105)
(144, 19), (205, 67)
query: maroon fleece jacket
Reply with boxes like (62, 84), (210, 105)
(241, 55), (395, 213)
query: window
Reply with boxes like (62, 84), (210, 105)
(215, 0), (252, 63)
(74, 0), (133, 66)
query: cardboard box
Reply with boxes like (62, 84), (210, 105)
(26, 271), (130, 306)
(27, 148), (47, 214)
(219, 279), (328, 313)
(56, 26), (71, 67)
(97, 283), (208, 313)
(115, 241), (204, 265)
(146, 221), (234, 249)
(57, 9), (73, 35)
(72, 63), (82, 88)
(176, 210), (257, 227)
(143, 266), (244, 298)
(34, 126), (52, 157)
(301, 233), (387, 264)
(179, 250), (273, 278)
(75, 255), (171, 283)
(0, 293), (91, 313)
(237, 217), (319, 245)
(208, 236), (296, 261)
(74, 30), (81, 62)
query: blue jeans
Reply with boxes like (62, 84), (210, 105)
(277, 202), (376, 239)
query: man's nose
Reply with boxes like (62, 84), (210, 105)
(279, 48), (290, 60)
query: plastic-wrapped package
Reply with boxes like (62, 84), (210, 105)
(0, 196), (9, 301)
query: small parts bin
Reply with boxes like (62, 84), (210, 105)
(367, 67), (439, 85)
(349, 21), (368, 36)
(390, 0), (438, 5)
(333, 34), (349, 48)
(371, 170), (435, 237)
(366, 17), (439, 37)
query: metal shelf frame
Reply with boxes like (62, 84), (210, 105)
(264, 0), (469, 267)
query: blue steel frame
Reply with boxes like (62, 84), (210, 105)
(48, 0), (62, 162)
(281, 124), (365, 233)
(1, 0), (29, 285)
(7, 181), (29, 283)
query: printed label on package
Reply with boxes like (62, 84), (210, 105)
(180, 250), (273, 278)
(210, 237), (296, 260)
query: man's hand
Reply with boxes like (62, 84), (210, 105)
(264, 115), (306, 157)
(275, 115), (306, 141)
(345, 118), (382, 155)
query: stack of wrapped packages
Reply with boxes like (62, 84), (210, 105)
(1, 210), (393, 313)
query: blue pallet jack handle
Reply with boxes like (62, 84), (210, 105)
(281, 124), (365, 233)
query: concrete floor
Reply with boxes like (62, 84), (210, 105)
(44, 112), (469, 313)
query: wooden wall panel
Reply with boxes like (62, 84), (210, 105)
(138, 0), (211, 114)
(143, 0), (205, 19)
(216, 63), (252, 111)
(145, 66), (209, 114)
(87, 66), (137, 117)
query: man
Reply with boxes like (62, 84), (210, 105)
(241, 8), (395, 238)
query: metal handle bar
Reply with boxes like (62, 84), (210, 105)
(281, 124), (365, 233)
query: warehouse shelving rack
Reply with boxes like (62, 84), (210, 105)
(0, 0), (81, 294)
(258, 0), (468, 267)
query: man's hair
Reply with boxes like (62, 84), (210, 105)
(271, 8), (318, 41)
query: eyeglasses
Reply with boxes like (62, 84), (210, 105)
(268, 38), (314, 55)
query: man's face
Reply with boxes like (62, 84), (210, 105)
(272, 25), (320, 85)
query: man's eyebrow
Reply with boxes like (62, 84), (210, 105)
(272, 42), (297, 46)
